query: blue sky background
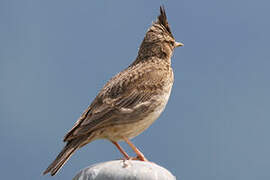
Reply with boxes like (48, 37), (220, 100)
(1, 0), (270, 179)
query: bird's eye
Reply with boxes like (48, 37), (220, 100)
(170, 41), (175, 46)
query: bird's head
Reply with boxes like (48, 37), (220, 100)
(134, 6), (183, 65)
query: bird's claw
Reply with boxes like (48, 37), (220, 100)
(126, 156), (148, 161)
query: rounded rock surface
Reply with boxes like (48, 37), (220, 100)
(73, 160), (176, 180)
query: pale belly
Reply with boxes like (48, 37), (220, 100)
(101, 86), (172, 141)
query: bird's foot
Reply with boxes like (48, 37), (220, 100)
(128, 155), (148, 161)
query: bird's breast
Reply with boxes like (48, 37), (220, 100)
(102, 82), (173, 141)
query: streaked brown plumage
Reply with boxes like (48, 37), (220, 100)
(43, 6), (183, 176)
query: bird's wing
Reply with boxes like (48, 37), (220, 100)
(63, 64), (166, 142)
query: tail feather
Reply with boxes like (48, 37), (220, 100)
(43, 140), (81, 176)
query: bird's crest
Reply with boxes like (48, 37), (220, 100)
(157, 6), (174, 38)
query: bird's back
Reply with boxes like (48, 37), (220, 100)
(64, 57), (174, 142)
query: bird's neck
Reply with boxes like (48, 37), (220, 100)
(131, 44), (171, 66)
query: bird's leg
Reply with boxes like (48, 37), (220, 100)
(123, 137), (148, 161)
(111, 141), (130, 159)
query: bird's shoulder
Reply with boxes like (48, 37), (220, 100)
(99, 58), (173, 100)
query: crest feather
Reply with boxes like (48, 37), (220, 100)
(158, 6), (174, 38)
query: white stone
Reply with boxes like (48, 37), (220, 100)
(73, 160), (176, 180)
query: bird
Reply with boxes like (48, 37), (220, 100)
(43, 6), (183, 176)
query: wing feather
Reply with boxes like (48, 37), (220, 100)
(64, 62), (169, 142)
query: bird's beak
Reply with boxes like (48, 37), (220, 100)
(175, 41), (184, 47)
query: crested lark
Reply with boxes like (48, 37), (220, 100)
(44, 6), (183, 176)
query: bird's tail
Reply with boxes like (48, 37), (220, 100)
(43, 139), (82, 176)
